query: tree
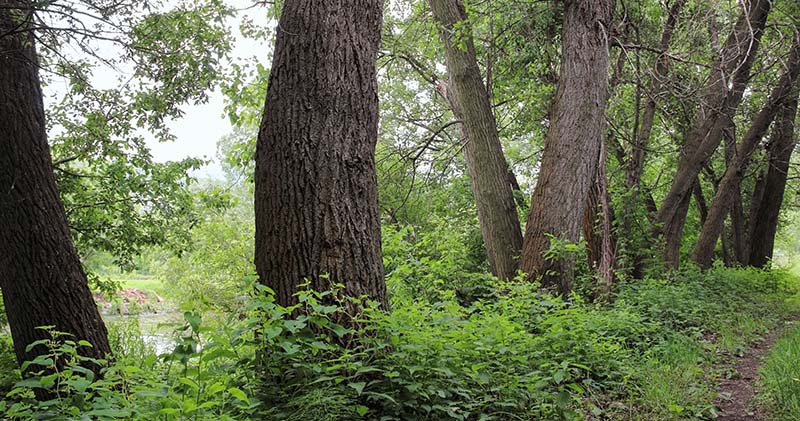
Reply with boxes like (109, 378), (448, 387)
(654, 0), (771, 267)
(748, 89), (800, 267)
(519, 0), (613, 294)
(692, 32), (800, 268)
(428, 0), (523, 280)
(0, 1), (110, 368)
(255, 1), (387, 309)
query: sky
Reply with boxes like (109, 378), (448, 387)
(43, 1), (272, 181)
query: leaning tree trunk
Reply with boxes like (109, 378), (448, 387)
(428, 0), (523, 280)
(655, 0), (770, 267)
(622, 0), (684, 278)
(519, 0), (613, 295)
(0, 1), (111, 369)
(692, 32), (800, 268)
(748, 89), (800, 267)
(255, 0), (387, 310)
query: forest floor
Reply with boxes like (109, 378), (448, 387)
(714, 316), (800, 420)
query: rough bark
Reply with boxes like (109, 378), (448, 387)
(692, 33), (800, 268)
(582, 141), (615, 298)
(255, 0), (387, 310)
(655, 0), (771, 267)
(0, 1), (111, 369)
(748, 84), (800, 267)
(429, 0), (523, 280)
(519, 0), (613, 294)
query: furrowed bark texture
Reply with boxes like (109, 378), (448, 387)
(519, 0), (613, 294)
(429, 0), (523, 280)
(0, 1), (111, 368)
(255, 1), (387, 309)
(582, 141), (615, 297)
(655, 0), (770, 267)
(692, 33), (800, 268)
(748, 90), (800, 267)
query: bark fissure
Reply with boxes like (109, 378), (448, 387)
(255, 1), (387, 310)
(0, 0), (111, 369)
(519, 0), (613, 294)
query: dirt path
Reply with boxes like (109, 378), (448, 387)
(714, 318), (798, 420)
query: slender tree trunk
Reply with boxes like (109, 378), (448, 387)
(429, 0), (523, 280)
(622, 0), (684, 277)
(625, 0), (684, 190)
(748, 85), (800, 267)
(255, 1), (387, 310)
(694, 181), (709, 225)
(693, 33), (800, 268)
(0, 1), (111, 369)
(655, 0), (771, 267)
(519, 0), (613, 295)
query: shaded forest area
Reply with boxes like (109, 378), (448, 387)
(2, 0), (800, 419)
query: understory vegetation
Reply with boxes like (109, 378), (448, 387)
(759, 322), (800, 420)
(1, 228), (798, 420)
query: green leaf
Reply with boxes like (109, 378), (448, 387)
(355, 405), (369, 416)
(348, 382), (366, 395)
(228, 387), (249, 404)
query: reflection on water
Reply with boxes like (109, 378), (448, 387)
(104, 310), (183, 355)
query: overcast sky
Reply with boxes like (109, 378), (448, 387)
(44, 1), (272, 181)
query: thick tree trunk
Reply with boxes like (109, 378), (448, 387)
(582, 141), (615, 298)
(429, 0), (523, 280)
(748, 83), (800, 267)
(0, 2), (111, 369)
(746, 170), (767, 260)
(519, 0), (613, 295)
(692, 33), (800, 268)
(255, 1), (387, 310)
(656, 0), (770, 267)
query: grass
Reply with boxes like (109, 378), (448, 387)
(758, 323), (800, 420)
(113, 275), (168, 297)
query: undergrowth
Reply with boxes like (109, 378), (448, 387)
(758, 323), (800, 420)
(0, 261), (797, 420)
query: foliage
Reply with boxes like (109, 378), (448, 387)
(3, 266), (797, 420)
(758, 324), (800, 420)
(154, 182), (255, 310)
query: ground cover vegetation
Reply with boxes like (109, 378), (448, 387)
(2, 0), (800, 419)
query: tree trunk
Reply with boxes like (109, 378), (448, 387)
(625, 0), (685, 190)
(0, 1), (111, 369)
(622, 0), (684, 277)
(519, 0), (613, 295)
(748, 80), (800, 267)
(429, 0), (523, 280)
(655, 0), (771, 267)
(582, 140), (615, 298)
(692, 32), (800, 268)
(255, 1), (387, 310)
(745, 169), (767, 261)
